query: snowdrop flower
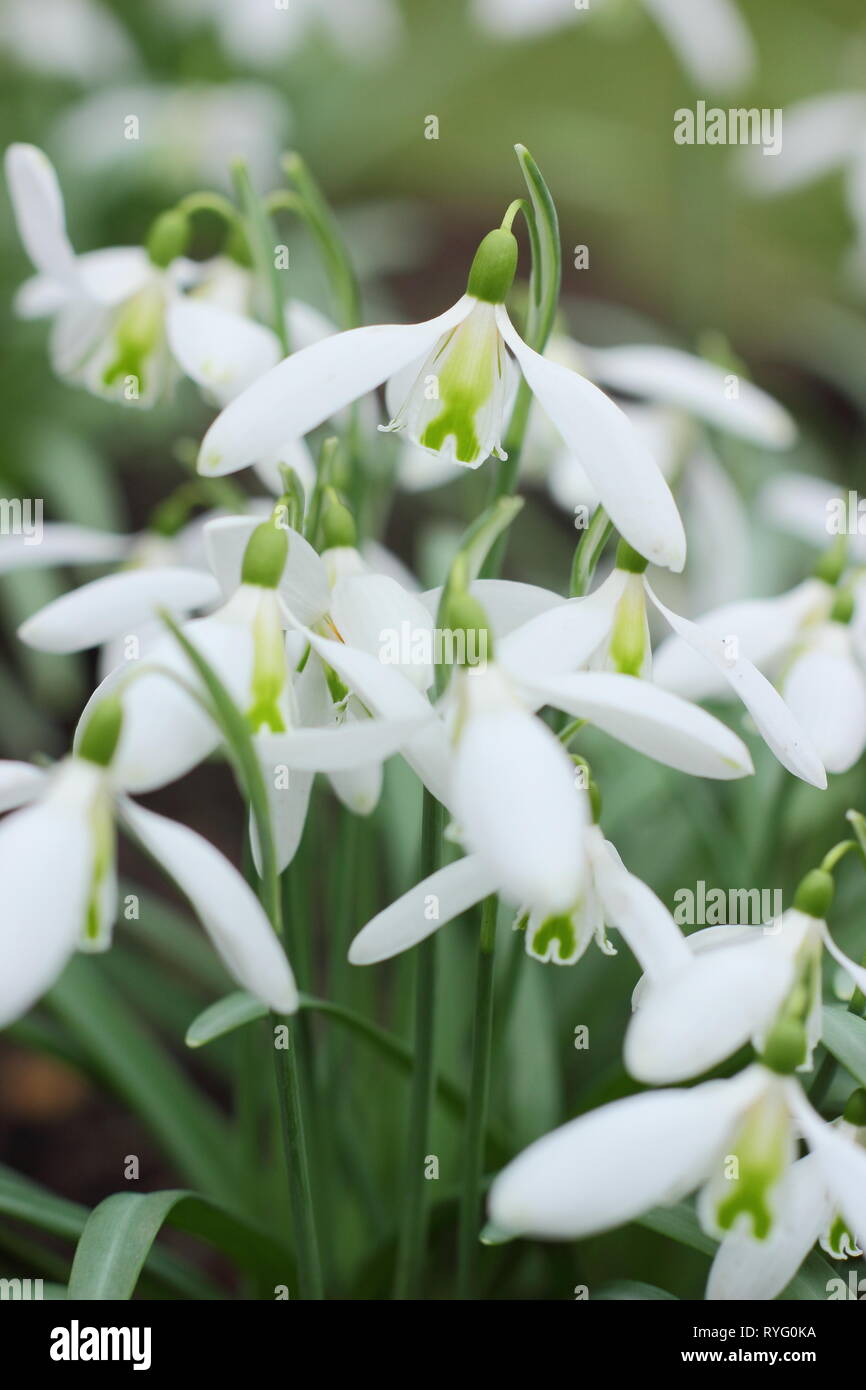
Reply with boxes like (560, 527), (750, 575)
(0, 697), (298, 1027)
(708, 1092), (866, 1300)
(473, 0), (755, 94)
(5, 144), (275, 408)
(198, 226), (687, 571)
(0, 0), (136, 83)
(489, 1053), (866, 1275)
(654, 569), (866, 774)
(626, 869), (866, 1084)
(294, 591), (758, 912)
(350, 784), (690, 979)
(758, 471), (866, 563)
(166, 0), (402, 70)
(53, 82), (289, 193)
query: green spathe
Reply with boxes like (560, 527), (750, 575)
(241, 520), (289, 589)
(78, 696), (124, 767)
(467, 228), (518, 305)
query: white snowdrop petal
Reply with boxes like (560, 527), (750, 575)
(496, 307), (686, 571)
(644, 0), (755, 93)
(787, 1086), (866, 1253)
(198, 296), (475, 476)
(167, 296), (282, 405)
(783, 647), (866, 775)
(0, 761), (49, 812)
(0, 524), (130, 574)
(419, 580), (563, 637)
(530, 670), (753, 779)
(349, 854), (498, 964)
(5, 143), (80, 287)
(489, 1072), (762, 1240)
(497, 572), (626, 685)
(587, 831), (690, 980)
(19, 568), (220, 653)
(332, 573), (436, 691)
(120, 799), (297, 1013)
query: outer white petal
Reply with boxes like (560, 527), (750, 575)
(255, 718), (429, 773)
(18, 568), (220, 653)
(0, 761), (48, 813)
(496, 307), (686, 571)
(4, 143), (79, 287)
(759, 473), (866, 560)
(821, 926), (866, 999)
(332, 572), (436, 691)
(625, 937), (796, 1084)
(120, 799), (297, 1012)
(0, 797), (93, 1026)
(586, 343), (794, 448)
(652, 580), (829, 700)
(349, 854), (498, 964)
(290, 627), (451, 807)
(742, 93), (866, 197)
(587, 830), (690, 980)
(167, 296), (282, 405)
(787, 1086), (866, 1253)
(198, 296), (475, 476)
(647, 584), (827, 788)
(783, 643), (866, 775)
(250, 741), (312, 877)
(452, 678), (587, 913)
(644, 0), (755, 93)
(497, 571), (626, 685)
(530, 671), (753, 779)
(707, 1153), (830, 1300)
(489, 1069), (765, 1240)
(0, 524), (131, 575)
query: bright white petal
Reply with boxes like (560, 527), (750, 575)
(489, 1069), (764, 1239)
(625, 937), (796, 1084)
(821, 926), (866, 999)
(530, 671), (754, 779)
(0, 761), (48, 812)
(787, 1086), (866, 1254)
(498, 571), (626, 685)
(587, 831), (690, 980)
(0, 524), (131, 575)
(120, 799), (297, 1012)
(783, 644), (866, 775)
(742, 93), (866, 197)
(167, 296), (282, 405)
(0, 797), (93, 1026)
(645, 0), (755, 93)
(19, 568), (220, 653)
(647, 584), (827, 788)
(198, 296), (474, 476)
(419, 579), (563, 638)
(586, 343), (795, 448)
(497, 307), (686, 571)
(4, 143), (79, 287)
(256, 717), (429, 773)
(349, 854), (498, 964)
(332, 572), (436, 691)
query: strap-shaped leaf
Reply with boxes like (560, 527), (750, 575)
(822, 1003), (866, 1088)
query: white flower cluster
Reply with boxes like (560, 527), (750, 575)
(4, 140), (866, 1303)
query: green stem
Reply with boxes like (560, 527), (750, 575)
(394, 789), (442, 1299)
(282, 152), (362, 330)
(232, 159), (289, 356)
(570, 506), (613, 597)
(456, 894), (498, 1300)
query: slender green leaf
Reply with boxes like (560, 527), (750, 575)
(515, 143), (561, 355)
(594, 1280), (678, 1300)
(186, 991), (267, 1048)
(822, 1004), (866, 1088)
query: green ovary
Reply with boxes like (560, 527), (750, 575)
(529, 914), (577, 964)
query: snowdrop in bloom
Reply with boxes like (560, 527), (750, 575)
(654, 567), (866, 774)
(625, 869), (866, 1084)
(489, 1058), (866, 1286)
(0, 697), (298, 1027)
(708, 1095), (866, 1300)
(198, 226), (687, 571)
(473, 0), (755, 94)
(496, 542), (826, 786)
(0, 0), (136, 83)
(5, 145), (277, 407)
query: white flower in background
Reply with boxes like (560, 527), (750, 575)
(497, 549), (826, 786)
(740, 93), (866, 279)
(5, 144), (287, 409)
(0, 698), (298, 1027)
(626, 870), (866, 1084)
(758, 471), (866, 563)
(165, 0), (402, 70)
(473, 0), (755, 94)
(0, 0), (136, 83)
(350, 798), (690, 980)
(654, 571), (866, 774)
(199, 228), (687, 571)
(488, 1061), (866, 1290)
(22, 515), (436, 863)
(52, 82), (289, 193)
(708, 1100), (866, 1301)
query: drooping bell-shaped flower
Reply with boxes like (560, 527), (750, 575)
(198, 224), (686, 571)
(0, 697), (298, 1026)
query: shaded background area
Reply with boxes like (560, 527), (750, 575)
(0, 0), (865, 1299)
